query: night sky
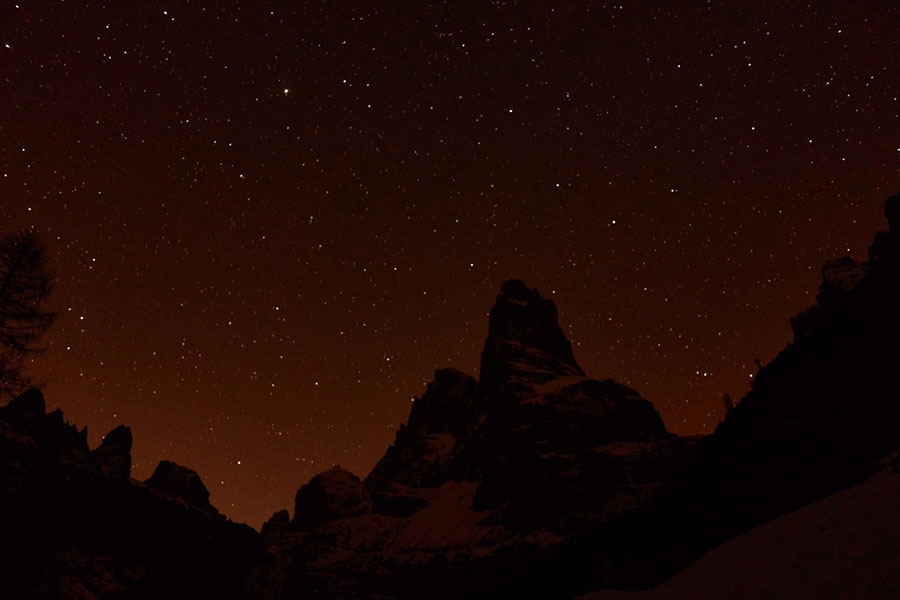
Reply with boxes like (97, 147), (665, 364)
(2, 1), (899, 528)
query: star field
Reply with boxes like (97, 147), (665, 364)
(2, 1), (899, 528)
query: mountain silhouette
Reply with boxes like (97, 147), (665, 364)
(2, 193), (899, 598)
(0, 389), (261, 598)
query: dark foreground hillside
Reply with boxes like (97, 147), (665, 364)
(0, 389), (262, 598)
(579, 451), (900, 599)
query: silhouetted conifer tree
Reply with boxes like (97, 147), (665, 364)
(0, 231), (55, 396)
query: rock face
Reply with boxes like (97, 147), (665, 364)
(292, 466), (371, 530)
(253, 195), (900, 600)
(92, 424), (132, 479)
(792, 256), (867, 340)
(479, 279), (584, 391)
(0, 389), (262, 598)
(147, 459), (215, 513)
(818, 256), (866, 307)
(471, 281), (672, 524)
(365, 368), (479, 516)
(652, 193), (900, 582)
(260, 509), (290, 539)
(6, 193), (900, 600)
(258, 278), (683, 599)
(406, 367), (481, 438)
(5, 386), (46, 416)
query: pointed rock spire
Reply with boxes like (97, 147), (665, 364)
(478, 279), (584, 389)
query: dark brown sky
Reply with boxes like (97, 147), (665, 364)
(2, 1), (899, 528)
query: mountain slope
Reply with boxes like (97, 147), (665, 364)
(0, 389), (262, 599)
(639, 192), (900, 581)
(578, 452), (900, 600)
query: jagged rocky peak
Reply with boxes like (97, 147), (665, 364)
(793, 193), (900, 340)
(92, 424), (132, 479)
(2, 391), (263, 597)
(146, 459), (215, 512)
(3, 390), (132, 480)
(407, 367), (479, 437)
(365, 369), (479, 516)
(479, 279), (585, 389)
(1, 388), (92, 467)
(4, 387), (46, 416)
(260, 509), (290, 539)
(291, 465), (371, 530)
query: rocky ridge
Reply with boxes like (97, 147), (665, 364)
(641, 192), (900, 580)
(250, 279), (693, 598)
(253, 193), (900, 599)
(0, 388), (262, 598)
(3, 193), (899, 598)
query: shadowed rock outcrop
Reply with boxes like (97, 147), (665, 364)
(366, 368), (479, 516)
(260, 509), (290, 539)
(0, 389), (262, 599)
(261, 278), (681, 599)
(650, 192), (900, 582)
(256, 195), (900, 599)
(92, 424), (132, 479)
(5, 193), (900, 599)
(479, 279), (584, 391)
(147, 459), (215, 513)
(4, 386), (46, 417)
(292, 466), (372, 530)
(471, 282), (672, 522)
